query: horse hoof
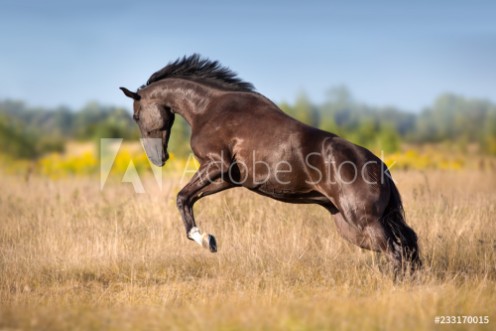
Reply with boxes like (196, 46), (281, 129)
(202, 234), (217, 253)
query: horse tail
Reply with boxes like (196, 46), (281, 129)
(380, 173), (422, 270)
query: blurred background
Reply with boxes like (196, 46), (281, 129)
(2, 2), (496, 330)
(1, 0), (495, 175)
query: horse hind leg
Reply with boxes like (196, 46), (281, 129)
(333, 212), (420, 276)
(333, 213), (388, 252)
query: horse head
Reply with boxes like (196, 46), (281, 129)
(120, 86), (175, 167)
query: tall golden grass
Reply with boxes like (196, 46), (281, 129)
(1, 169), (495, 330)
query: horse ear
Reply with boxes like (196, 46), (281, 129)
(119, 87), (141, 101)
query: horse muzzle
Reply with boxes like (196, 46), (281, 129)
(141, 132), (167, 167)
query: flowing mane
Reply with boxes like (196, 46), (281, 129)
(143, 54), (255, 92)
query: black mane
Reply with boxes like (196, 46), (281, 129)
(143, 54), (255, 92)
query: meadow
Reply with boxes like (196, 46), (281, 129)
(1, 165), (495, 330)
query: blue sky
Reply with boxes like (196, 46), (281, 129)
(0, 0), (495, 112)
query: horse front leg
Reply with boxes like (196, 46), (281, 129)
(176, 165), (233, 252)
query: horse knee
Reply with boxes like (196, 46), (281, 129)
(334, 213), (387, 252)
(361, 222), (388, 252)
(176, 193), (190, 211)
(333, 214), (360, 245)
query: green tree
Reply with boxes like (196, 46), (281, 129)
(0, 115), (38, 159)
(482, 109), (496, 154)
(280, 92), (319, 127)
(376, 123), (401, 153)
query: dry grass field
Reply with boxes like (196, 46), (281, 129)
(1, 169), (495, 330)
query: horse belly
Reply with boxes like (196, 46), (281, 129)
(233, 155), (312, 194)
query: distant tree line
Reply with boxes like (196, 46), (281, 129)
(0, 100), (139, 159)
(1, 87), (495, 160)
(280, 87), (496, 154)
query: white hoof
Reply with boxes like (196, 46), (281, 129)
(188, 227), (217, 253)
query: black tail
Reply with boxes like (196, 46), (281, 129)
(381, 174), (422, 271)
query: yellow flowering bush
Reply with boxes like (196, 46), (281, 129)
(0, 143), (482, 179)
(383, 149), (464, 170)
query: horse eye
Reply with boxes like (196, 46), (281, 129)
(133, 113), (139, 121)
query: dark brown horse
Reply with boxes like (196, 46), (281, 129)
(120, 54), (421, 274)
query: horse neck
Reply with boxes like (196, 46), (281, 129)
(148, 79), (214, 126)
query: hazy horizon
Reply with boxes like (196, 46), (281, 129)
(1, 0), (495, 112)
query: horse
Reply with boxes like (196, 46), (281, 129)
(120, 54), (421, 274)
